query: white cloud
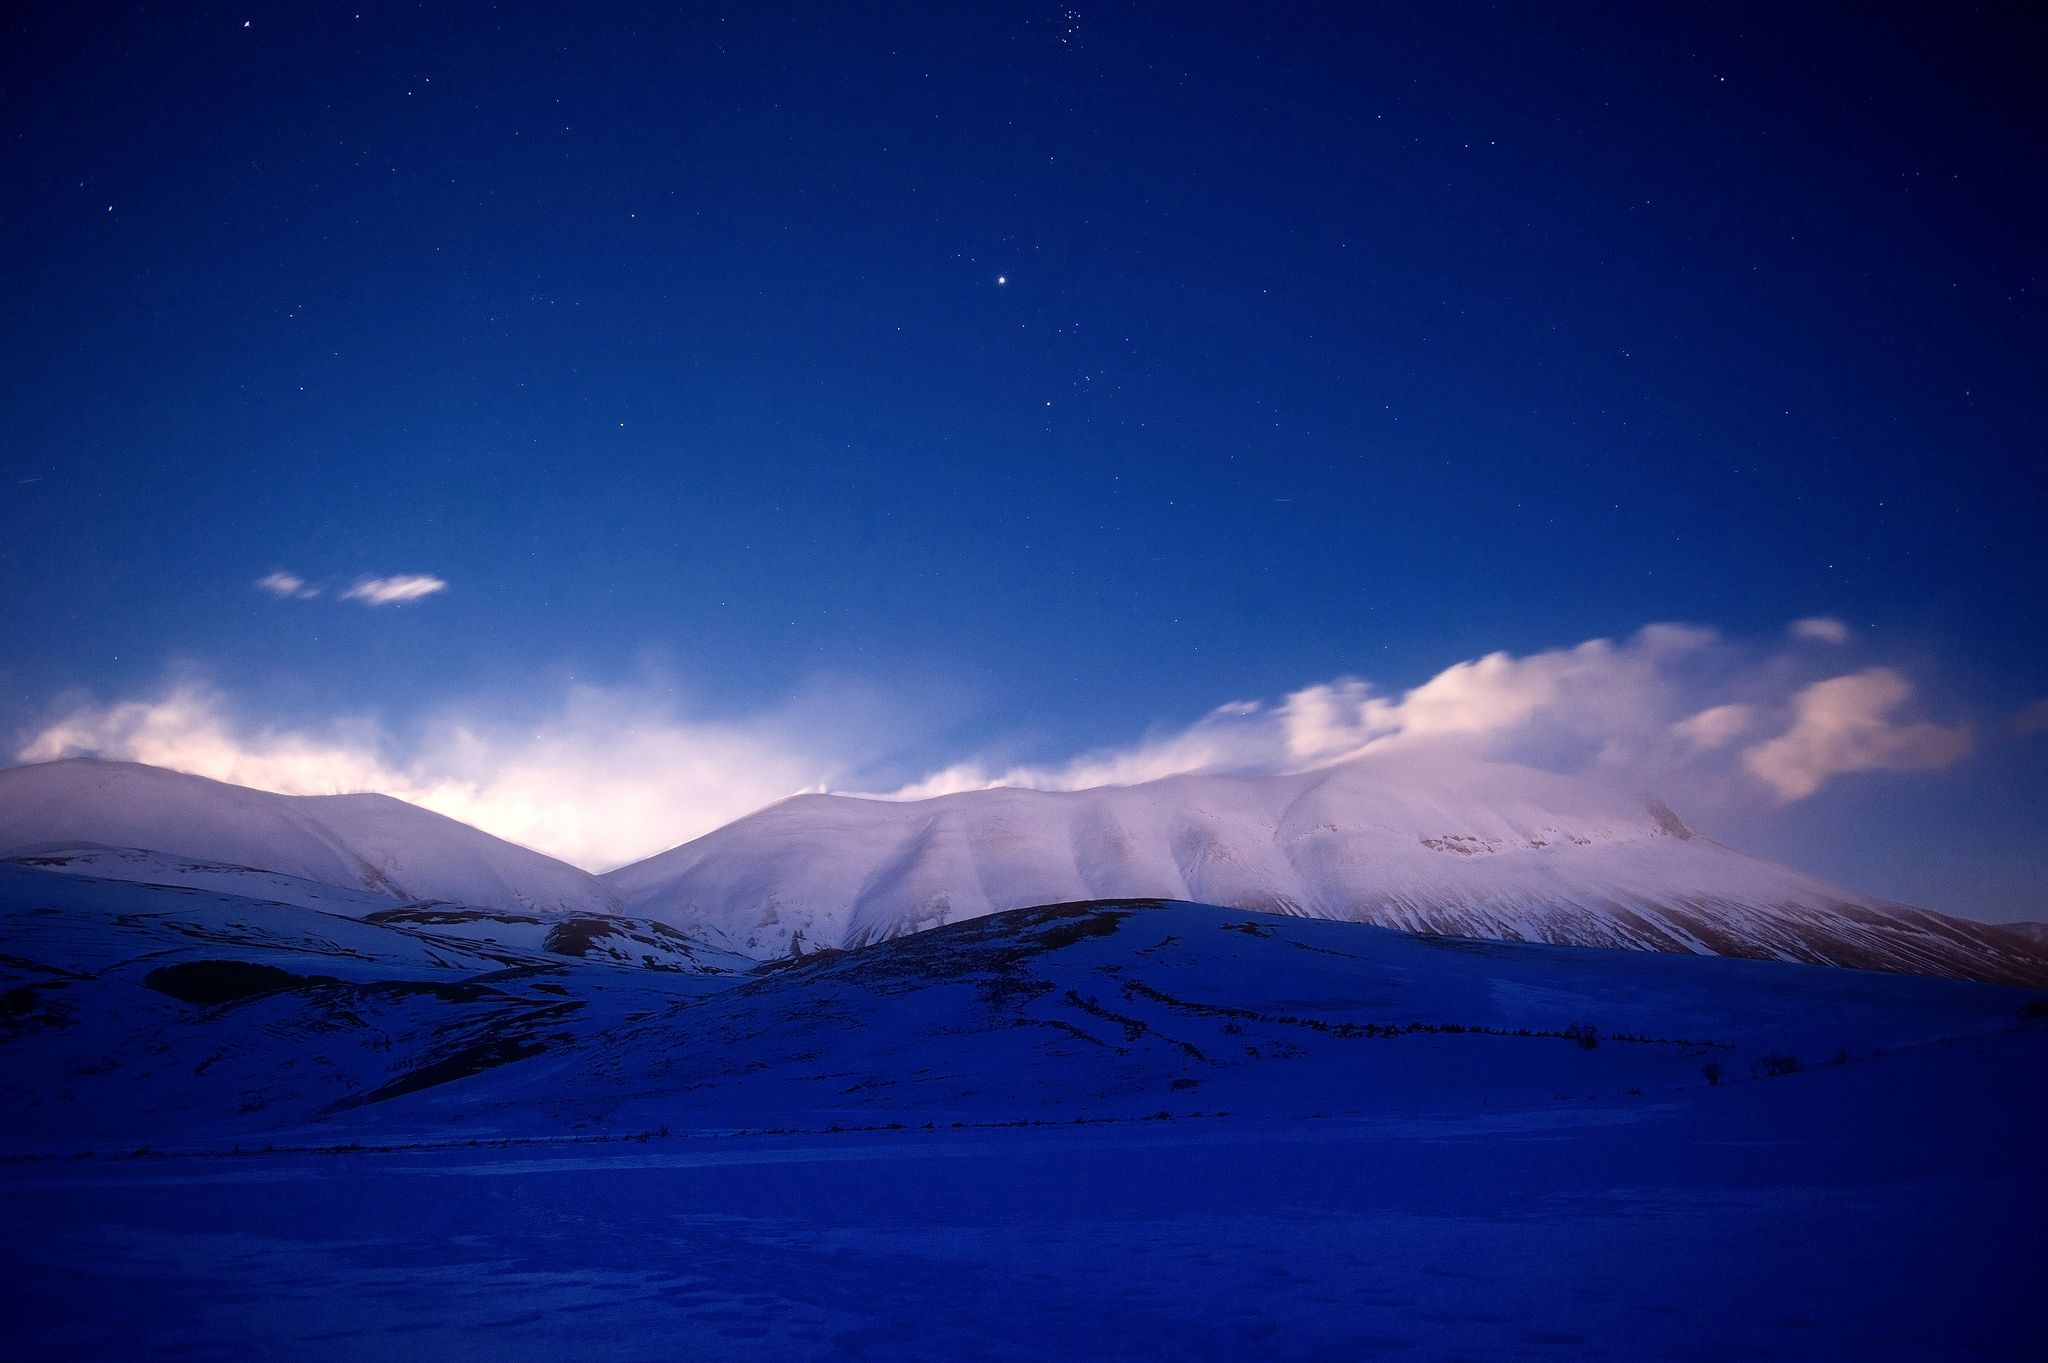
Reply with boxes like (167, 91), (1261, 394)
(21, 689), (393, 796)
(16, 681), (868, 871)
(872, 624), (1971, 812)
(1789, 616), (1852, 644)
(1742, 669), (1972, 801)
(256, 571), (319, 600)
(1673, 703), (1755, 751)
(342, 574), (447, 606)
(12, 624), (1981, 868)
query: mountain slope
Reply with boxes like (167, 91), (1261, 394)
(0, 759), (619, 916)
(606, 752), (2048, 985)
(7, 872), (2038, 1151)
(7, 879), (2042, 1361)
(1999, 921), (2048, 948)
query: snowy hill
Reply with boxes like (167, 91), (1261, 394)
(606, 752), (2048, 985)
(5, 868), (2042, 1360)
(0, 860), (744, 1151)
(3, 866), (2039, 1150)
(0, 758), (619, 916)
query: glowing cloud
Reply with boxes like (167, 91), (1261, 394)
(1789, 616), (1852, 644)
(1673, 703), (1755, 751)
(871, 623), (1972, 813)
(16, 682), (853, 870)
(342, 574), (448, 606)
(256, 571), (320, 600)
(12, 621), (1981, 868)
(1742, 669), (1973, 801)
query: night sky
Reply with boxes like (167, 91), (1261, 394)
(3, 4), (2043, 916)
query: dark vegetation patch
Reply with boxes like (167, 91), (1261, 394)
(977, 972), (1056, 1009)
(1404, 934), (1522, 958)
(757, 900), (1167, 995)
(332, 999), (583, 1108)
(144, 960), (334, 1006)
(0, 980), (74, 1037)
(358, 979), (505, 1004)
(342, 1035), (550, 1106)
(366, 906), (545, 927)
(1063, 988), (1207, 1060)
(542, 915), (711, 964)
(1120, 978), (1725, 1049)
(0, 951), (86, 978)
(1035, 911), (1126, 950)
(1008, 1015), (1113, 1048)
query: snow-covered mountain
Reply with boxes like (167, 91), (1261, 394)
(606, 752), (2048, 986)
(0, 758), (619, 916)
(9, 754), (2040, 987)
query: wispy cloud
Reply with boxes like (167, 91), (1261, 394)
(256, 571), (320, 600)
(11, 619), (1982, 869)
(1789, 616), (1852, 644)
(341, 574), (447, 606)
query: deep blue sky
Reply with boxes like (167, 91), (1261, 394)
(3, 4), (2043, 912)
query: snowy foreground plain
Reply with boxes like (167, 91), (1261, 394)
(2, 861), (2043, 1361)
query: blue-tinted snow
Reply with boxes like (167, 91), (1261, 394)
(2, 865), (2042, 1359)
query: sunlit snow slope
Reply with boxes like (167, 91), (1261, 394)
(607, 752), (2048, 985)
(0, 759), (618, 916)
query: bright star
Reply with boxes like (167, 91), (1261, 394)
(997, 275), (1007, 286)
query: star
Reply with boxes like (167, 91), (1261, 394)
(997, 275), (1007, 286)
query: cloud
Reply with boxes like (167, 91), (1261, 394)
(2014, 698), (2048, 738)
(1743, 669), (1973, 800)
(342, 574), (447, 606)
(1672, 703), (1755, 751)
(256, 571), (320, 600)
(870, 622), (1972, 812)
(1789, 616), (1851, 644)
(21, 689), (394, 796)
(16, 680), (878, 871)
(13, 621), (1980, 868)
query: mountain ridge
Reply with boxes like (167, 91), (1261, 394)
(604, 751), (2048, 986)
(7, 753), (2042, 986)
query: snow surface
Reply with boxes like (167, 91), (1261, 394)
(606, 750), (2048, 985)
(1, 864), (2043, 1360)
(4, 1057), (2041, 1363)
(0, 759), (619, 915)
(4, 844), (425, 917)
